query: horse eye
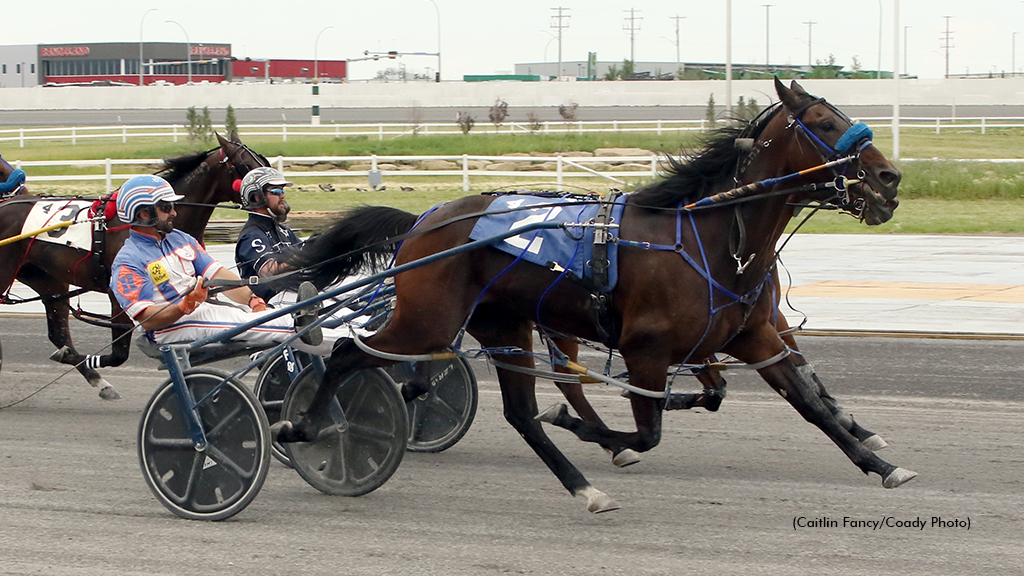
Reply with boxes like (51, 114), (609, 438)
(820, 121), (837, 132)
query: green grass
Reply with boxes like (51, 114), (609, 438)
(11, 126), (1024, 234)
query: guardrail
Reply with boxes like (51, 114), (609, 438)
(10, 154), (663, 192)
(2, 116), (1023, 147)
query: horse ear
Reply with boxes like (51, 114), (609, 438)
(774, 77), (795, 106)
(788, 79), (809, 96)
(229, 128), (241, 142)
(216, 131), (230, 148)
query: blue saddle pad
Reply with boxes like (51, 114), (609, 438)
(468, 194), (627, 292)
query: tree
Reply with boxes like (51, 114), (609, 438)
(604, 64), (620, 81)
(456, 111), (475, 134)
(185, 106), (213, 143)
(224, 105), (238, 137)
(705, 94), (717, 128)
(488, 98), (509, 128)
(558, 102), (578, 122)
(809, 54), (841, 79)
(621, 59), (636, 78)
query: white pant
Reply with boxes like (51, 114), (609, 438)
(150, 299), (350, 356)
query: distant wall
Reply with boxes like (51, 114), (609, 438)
(0, 78), (1022, 111)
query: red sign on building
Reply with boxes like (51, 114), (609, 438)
(191, 46), (230, 57)
(40, 46), (90, 57)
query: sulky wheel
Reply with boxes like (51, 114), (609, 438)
(137, 369), (271, 521)
(386, 358), (478, 453)
(282, 366), (407, 496)
(253, 350), (301, 468)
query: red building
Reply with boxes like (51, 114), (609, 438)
(232, 58), (347, 83)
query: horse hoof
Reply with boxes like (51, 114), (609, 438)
(49, 346), (71, 363)
(535, 403), (567, 424)
(98, 386), (121, 401)
(861, 434), (888, 451)
(270, 420), (298, 443)
(882, 467), (918, 489)
(612, 449), (641, 468)
(577, 486), (621, 513)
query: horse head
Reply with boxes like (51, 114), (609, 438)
(213, 131), (270, 206)
(773, 78), (901, 225)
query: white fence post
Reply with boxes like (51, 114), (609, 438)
(657, 120), (662, 136)
(173, 125), (178, 143)
(282, 125), (288, 142)
(105, 158), (112, 191)
(72, 128), (76, 146)
(462, 154), (470, 192)
(557, 155), (563, 191)
(276, 156), (284, 172)
(122, 126), (127, 144)
(936, 118), (941, 135)
(379, 124), (384, 141)
(651, 154), (658, 178)
(19, 128), (24, 148)
(981, 118), (986, 135)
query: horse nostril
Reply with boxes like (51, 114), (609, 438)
(878, 169), (901, 188)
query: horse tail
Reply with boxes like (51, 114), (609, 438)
(289, 206), (418, 288)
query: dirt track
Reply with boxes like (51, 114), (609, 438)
(1, 321), (1022, 575)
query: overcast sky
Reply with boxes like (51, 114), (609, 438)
(4, 1), (1020, 80)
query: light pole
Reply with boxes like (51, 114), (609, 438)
(139, 8), (156, 86)
(1013, 32), (1018, 76)
(314, 26), (334, 82)
(424, 0), (440, 81)
(803, 21), (817, 69)
(165, 20), (191, 84)
(904, 25), (910, 76)
(670, 15), (685, 78)
(762, 5), (773, 74)
(541, 30), (558, 77)
(551, 7), (571, 80)
(876, 0), (883, 79)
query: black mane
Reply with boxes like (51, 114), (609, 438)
(156, 150), (212, 186)
(631, 104), (782, 209)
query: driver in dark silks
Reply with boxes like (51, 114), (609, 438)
(234, 167), (302, 304)
(0, 155), (28, 199)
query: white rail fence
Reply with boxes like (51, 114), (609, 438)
(11, 154), (664, 192)
(2, 117), (1023, 147)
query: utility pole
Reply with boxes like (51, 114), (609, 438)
(940, 16), (953, 79)
(550, 6), (570, 80)
(623, 8), (642, 64)
(904, 25), (911, 76)
(670, 15), (685, 78)
(762, 4), (773, 74)
(803, 21), (817, 69)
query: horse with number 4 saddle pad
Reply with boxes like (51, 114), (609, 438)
(275, 80), (914, 513)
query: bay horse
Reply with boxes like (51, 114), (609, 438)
(0, 132), (265, 399)
(277, 79), (913, 512)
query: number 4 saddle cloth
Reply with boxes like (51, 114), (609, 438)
(468, 193), (628, 293)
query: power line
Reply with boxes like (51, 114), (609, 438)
(940, 16), (954, 79)
(550, 6), (570, 80)
(623, 8), (643, 63)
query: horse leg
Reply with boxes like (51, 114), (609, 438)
(18, 271), (120, 400)
(730, 325), (916, 488)
(548, 336), (641, 468)
(779, 318), (887, 450)
(474, 311), (618, 513)
(663, 365), (728, 412)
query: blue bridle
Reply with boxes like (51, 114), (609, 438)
(790, 112), (874, 159)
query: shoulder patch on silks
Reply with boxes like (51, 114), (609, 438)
(20, 200), (94, 250)
(468, 195), (627, 292)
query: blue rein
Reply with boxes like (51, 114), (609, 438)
(793, 117), (874, 159)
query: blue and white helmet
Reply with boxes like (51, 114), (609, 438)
(116, 174), (184, 225)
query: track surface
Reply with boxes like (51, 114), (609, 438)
(1, 318), (1022, 575)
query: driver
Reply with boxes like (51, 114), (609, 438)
(109, 174), (343, 355)
(0, 155), (27, 199)
(234, 167), (302, 304)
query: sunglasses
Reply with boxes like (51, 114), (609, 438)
(156, 201), (176, 213)
(265, 187), (286, 196)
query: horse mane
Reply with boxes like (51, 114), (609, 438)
(156, 149), (213, 186)
(631, 103), (783, 209)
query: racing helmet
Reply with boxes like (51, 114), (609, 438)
(115, 174), (184, 225)
(239, 167), (292, 210)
